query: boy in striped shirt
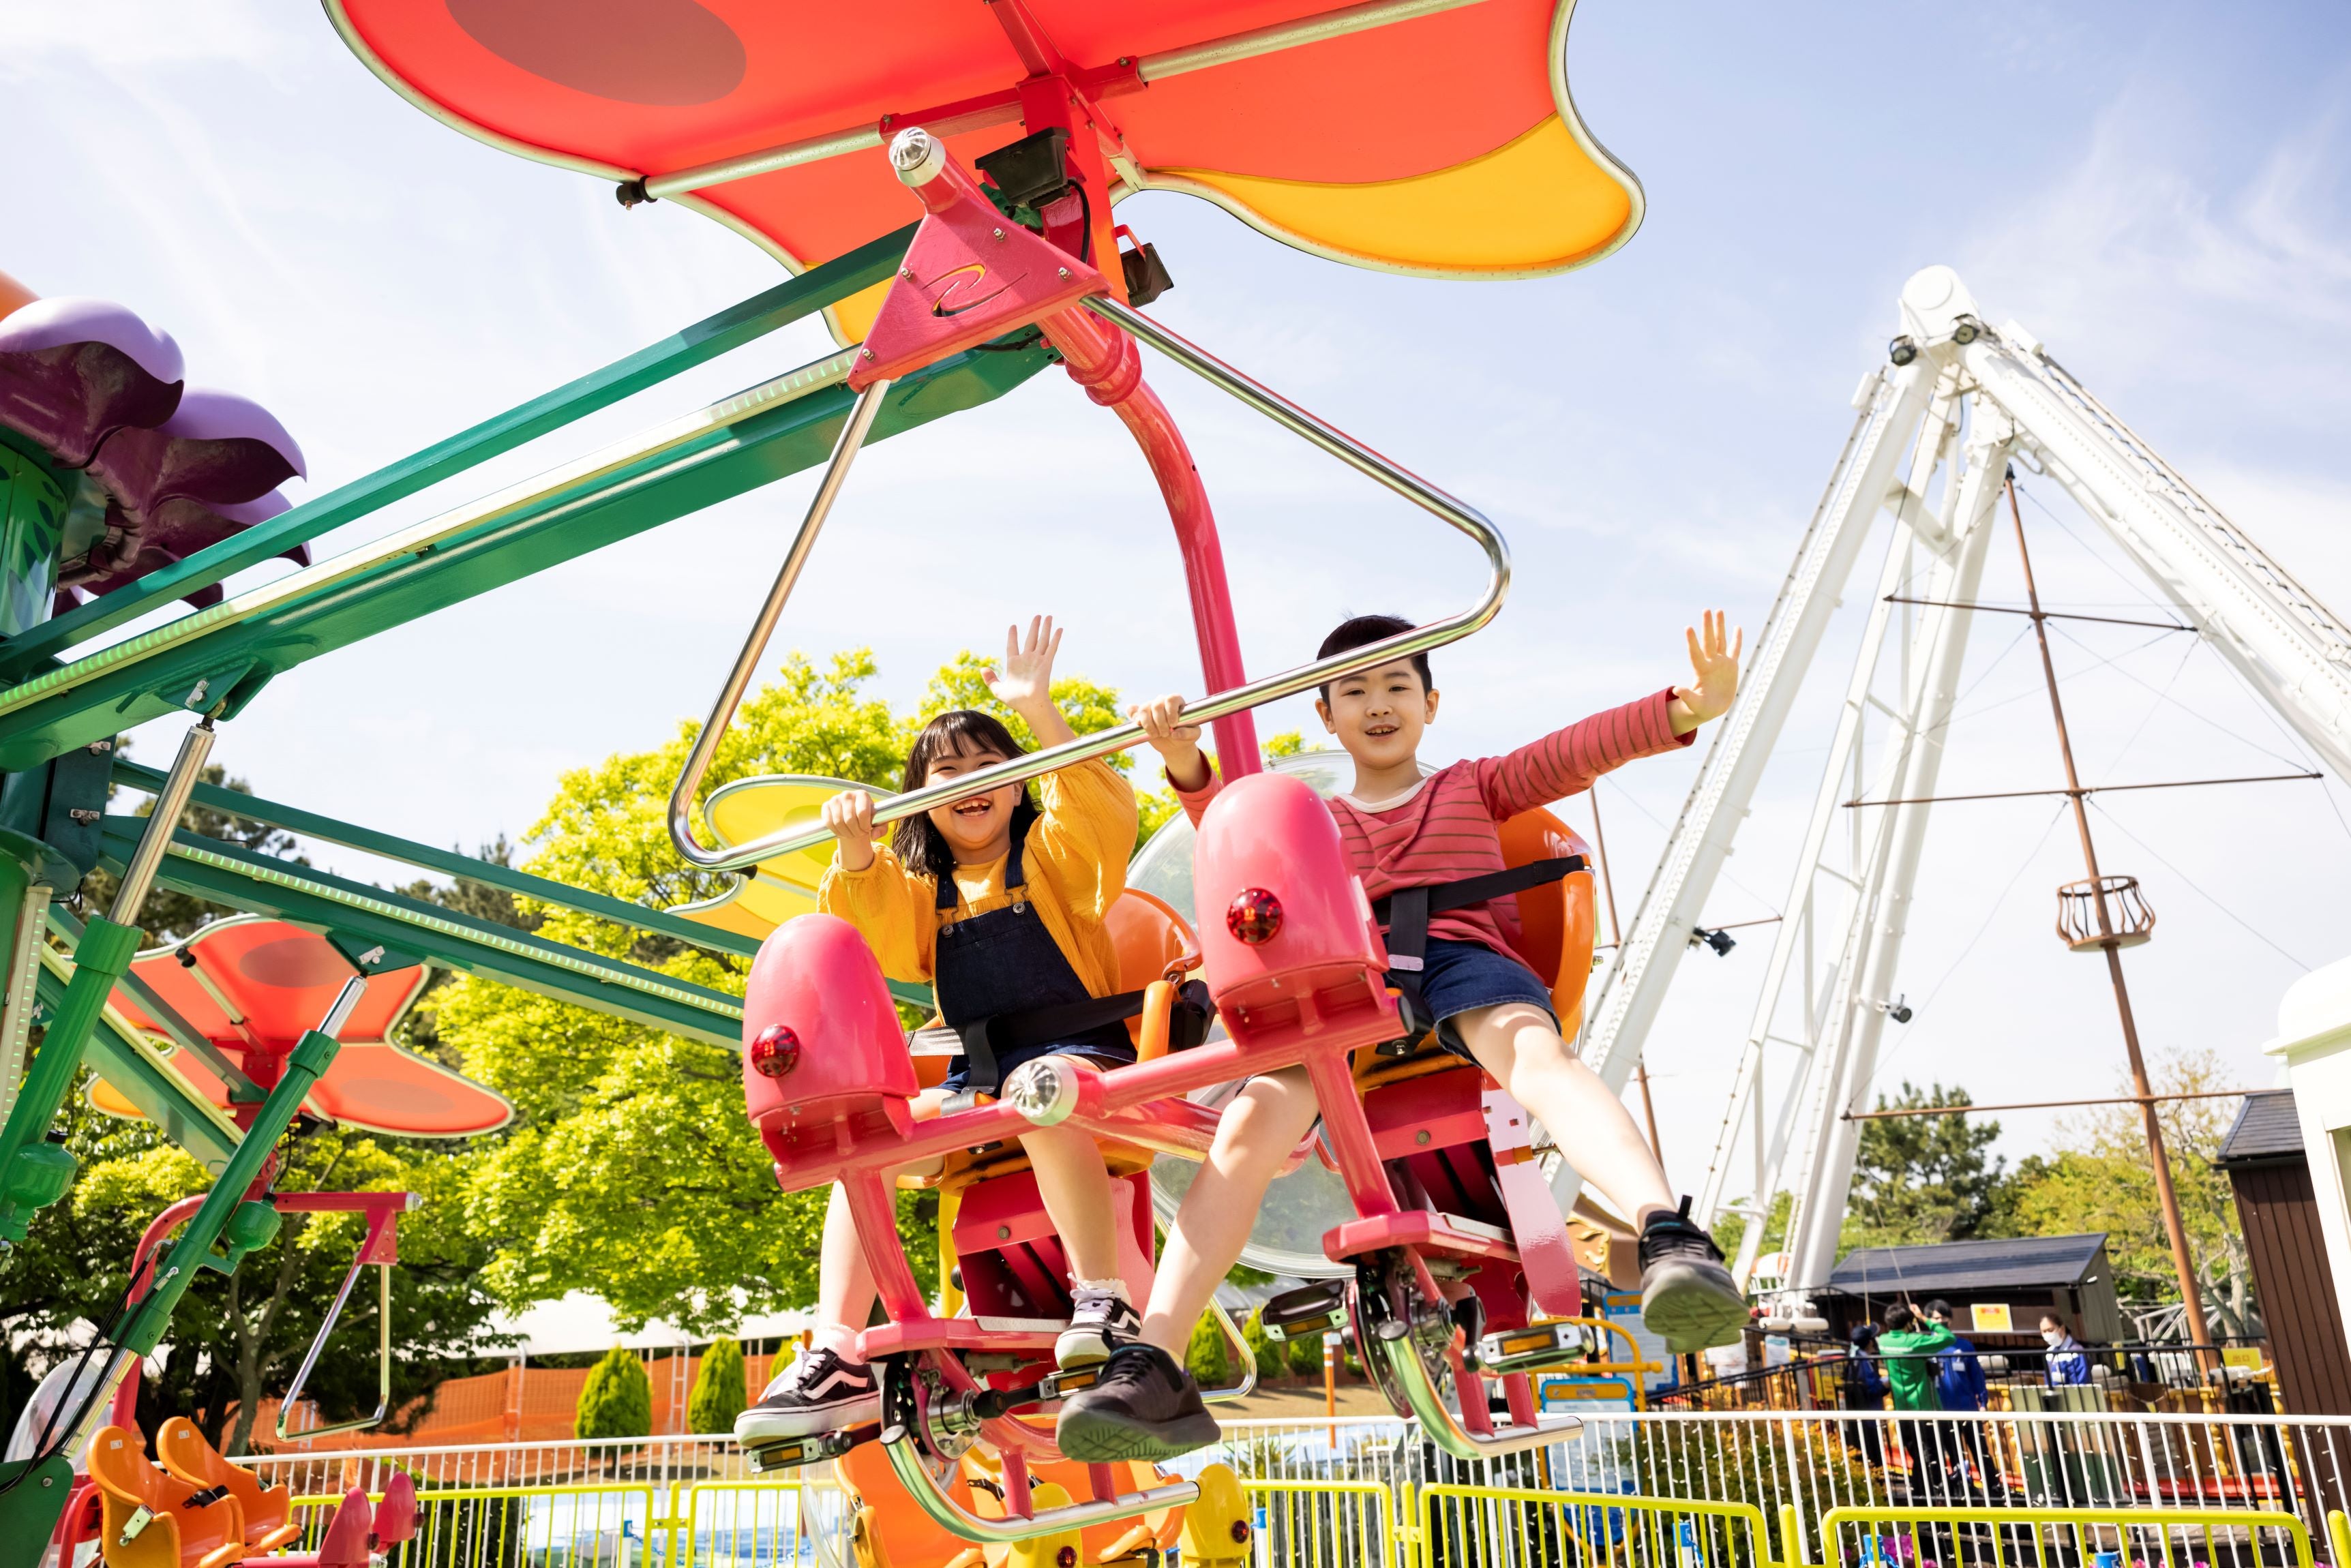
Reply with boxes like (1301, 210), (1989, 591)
(1055, 612), (1747, 1462)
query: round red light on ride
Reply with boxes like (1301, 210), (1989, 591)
(1226, 888), (1284, 945)
(748, 1023), (802, 1079)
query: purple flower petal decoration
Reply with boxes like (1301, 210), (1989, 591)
(86, 386), (302, 515)
(0, 299), (185, 468)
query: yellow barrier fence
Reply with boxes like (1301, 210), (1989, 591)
(1418, 1481), (1778, 1568)
(273, 1473), (2341, 1568)
(1814, 1503), (2313, 1568)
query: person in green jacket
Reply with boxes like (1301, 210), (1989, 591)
(1876, 1302), (1955, 1411)
(1878, 1302), (1959, 1504)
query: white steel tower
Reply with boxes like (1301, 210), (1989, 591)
(1561, 265), (2351, 1293)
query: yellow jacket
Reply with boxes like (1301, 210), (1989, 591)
(818, 759), (1137, 999)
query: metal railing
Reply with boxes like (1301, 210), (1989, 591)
(229, 1409), (2351, 1566)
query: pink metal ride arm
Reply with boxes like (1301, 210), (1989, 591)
(1043, 308), (1259, 777)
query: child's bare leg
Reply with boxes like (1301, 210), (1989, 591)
(1059, 1067), (1313, 1462)
(1139, 1066), (1322, 1357)
(1021, 1121), (1120, 1281)
(1452, 1001), (1743, 1351)
(811, 1179), (878, 1358)
(1450, 1003), (1674, 1221)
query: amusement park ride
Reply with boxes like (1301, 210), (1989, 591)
(0, 0), (1658, 1561)
(10, 0), (2342, 1561)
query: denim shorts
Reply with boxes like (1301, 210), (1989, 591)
(1391, 937), (1556, 1063)
(942, 1039), (1136, 1095)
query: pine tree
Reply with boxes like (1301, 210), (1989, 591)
(687, 1337), (747, 1434)
(575, 1346), (653, 1441)
(1184, 1310), (1230, 1386)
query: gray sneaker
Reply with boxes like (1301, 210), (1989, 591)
(1057, 1343), (1221, 1462)
(1638, 1197), (1748, 1353)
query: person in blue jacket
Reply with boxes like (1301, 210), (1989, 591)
(1928, 1300), (2001, 1498)
(2040, 1313), (2093, 1386)
(1927, 1300), (1988, 1410)
(1840, 1323), (1891, 1470)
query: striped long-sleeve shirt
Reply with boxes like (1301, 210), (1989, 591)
(1175, 689), (1692, 961)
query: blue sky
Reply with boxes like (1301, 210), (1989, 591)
(5, 0), (2350, 1202)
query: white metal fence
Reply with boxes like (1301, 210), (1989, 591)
(233, 1410), (2351, 1567)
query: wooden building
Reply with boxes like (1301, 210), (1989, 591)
(2217, 1089), (2351, 1415)
(1825, 1233), (2123, 1355)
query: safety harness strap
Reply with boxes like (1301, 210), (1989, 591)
(1371, 856), (1585, 1053)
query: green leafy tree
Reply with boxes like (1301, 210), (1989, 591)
(1839, 1083), (2007, 1250)
(2007, 1048), (2256, 1335)
(1288, 1323), (1326, 1378)
(1713, 1190), (1793, 1268)
(1184, 1309), (1230, 1387)
(1243, 1308), (1287, 1381)
(687, 1336), (747, 1434)
(575, 1346), (653, 1440)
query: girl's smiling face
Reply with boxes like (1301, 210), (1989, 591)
(923, 740), (1023, 863)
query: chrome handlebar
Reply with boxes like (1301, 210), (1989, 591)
(667, 293), (1510, 875)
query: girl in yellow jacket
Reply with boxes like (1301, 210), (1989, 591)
(735, 618), (1143, 1446)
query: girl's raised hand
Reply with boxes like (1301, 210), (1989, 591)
(1128, 693), (1209, 791)
(1668, 609), (1743, 734)
(985, 615), (1064, 718)
(822, 788), (878, 872)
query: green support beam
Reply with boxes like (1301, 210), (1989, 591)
(97, 818), (747, 1049)
(0, 225), (920, 677)
(108, 758), (934, 1012)
(33, 948), (243, 1173)
(0, 340), (1050, 770)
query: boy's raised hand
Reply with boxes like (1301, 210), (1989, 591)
(1668, 609), (1743, 735)
(1129, 693), (1209, 791)
(822, 787), (878, 872)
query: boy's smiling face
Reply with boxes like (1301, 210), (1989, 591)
(1316, 657), (1440, 777)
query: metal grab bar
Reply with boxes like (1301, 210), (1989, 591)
(667, 378), (893, 872)
(1201, 1297), (1259, 1404)
(880, 1425), (1199, 1543)
(275, 1254), (392, 1443)
(667, 298), (1511, 874)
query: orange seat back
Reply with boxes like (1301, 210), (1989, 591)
(1495, 806), (1598, 1035)
(157, 1416), (295, 1550)
(1104, 889), (1195, 1043)
(87, 1425), (245, 1568)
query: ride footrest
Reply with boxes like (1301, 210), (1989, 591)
(1477, 1321), (1598, 1375)
(1259, 1279), (1349, 1342)
(745, 1423), (880, 1475)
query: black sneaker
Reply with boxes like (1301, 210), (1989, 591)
(1056, 1289), (1143, 1369)
(1638, 1197), (1747, 1353)
(1055, 1343), (1221, 1462)
(734, 1348), (881, 1443)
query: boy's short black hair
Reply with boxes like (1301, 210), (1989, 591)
(1317, 614), (1430, 704)
(1883, 1303), (1915, 1332)
(1926, 1299), (1953, 1320)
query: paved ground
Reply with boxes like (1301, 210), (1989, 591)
(1214, 1378), (1396, 1421)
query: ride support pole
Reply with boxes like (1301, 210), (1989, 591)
(1040, 307), (1262, 777)
(65, 1001), (351, 1458)
(0, 719), (214, 1243)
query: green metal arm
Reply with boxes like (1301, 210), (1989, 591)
(95, 816), (749, 1048)
(112, 756), (762, 959)
(102, 768), (933, 1012)
(0, 224), (918, 678)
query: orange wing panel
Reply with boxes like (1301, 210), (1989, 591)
(329, 0), (1636, 284)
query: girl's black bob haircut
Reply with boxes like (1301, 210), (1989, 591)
(892, 709), (1040, 881)
(1317, 614), (1431, 704)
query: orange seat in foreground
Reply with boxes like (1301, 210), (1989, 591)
(156, 1417), (300, 1553)
(85, 1426), (245, 1568)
